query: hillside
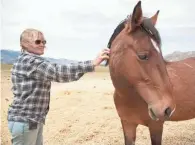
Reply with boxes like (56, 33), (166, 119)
(1, 49), (195, 65)
(1, 49), (76, 64)
(165, 51), (195, 61)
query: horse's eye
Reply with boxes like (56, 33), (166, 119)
(137, 54), (149, 60)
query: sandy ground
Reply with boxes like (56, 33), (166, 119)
(1, 67), (195, 145)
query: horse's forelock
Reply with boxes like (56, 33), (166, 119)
(140, 18), (162, 54)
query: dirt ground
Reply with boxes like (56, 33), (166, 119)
(1, 65), (195, 145)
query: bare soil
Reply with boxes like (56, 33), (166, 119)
(1, 65), (195, 145)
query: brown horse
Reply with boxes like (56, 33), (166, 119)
(107, 1), (195, 145)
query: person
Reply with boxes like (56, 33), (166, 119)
(7, 28), (110, 145)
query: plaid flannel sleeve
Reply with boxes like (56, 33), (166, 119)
(28, 58), (95, 82)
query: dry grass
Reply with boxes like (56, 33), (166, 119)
(1, 63), (195, 145)
(1, 64), (12, 71)
(95, 66), (109, 72)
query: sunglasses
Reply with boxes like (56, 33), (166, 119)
(35, 40), (47, 45)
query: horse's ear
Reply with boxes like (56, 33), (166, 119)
(130, 1), (143, 30)
(150, 10), (160, 26)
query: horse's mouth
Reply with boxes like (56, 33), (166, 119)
(148, 108), (159, 121)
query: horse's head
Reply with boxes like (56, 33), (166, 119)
(108, 1), (176, 121)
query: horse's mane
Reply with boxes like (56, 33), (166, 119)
(107, 19), (126, 49)
(105, 16), (162, 66)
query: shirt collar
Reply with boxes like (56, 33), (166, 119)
(23, 51), (42, 58)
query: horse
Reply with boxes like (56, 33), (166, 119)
(106, 1), (195, 145)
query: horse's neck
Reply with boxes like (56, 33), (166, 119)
(165, 57), (195, 88)
(165, 58), (195, 120)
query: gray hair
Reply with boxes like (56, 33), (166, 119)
(20, 28), (43, 52)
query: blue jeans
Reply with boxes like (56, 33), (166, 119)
(8, 121), (43, 145)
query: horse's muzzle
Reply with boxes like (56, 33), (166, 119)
(148, 105), (176, 121)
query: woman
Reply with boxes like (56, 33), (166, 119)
(7, 28), (110, 145)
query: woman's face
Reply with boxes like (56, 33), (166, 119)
(21, 30), (46, 55)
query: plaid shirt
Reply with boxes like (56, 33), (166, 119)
(8, 52), (94, 124)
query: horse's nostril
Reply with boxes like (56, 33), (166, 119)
(165, 107), (172, 117)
